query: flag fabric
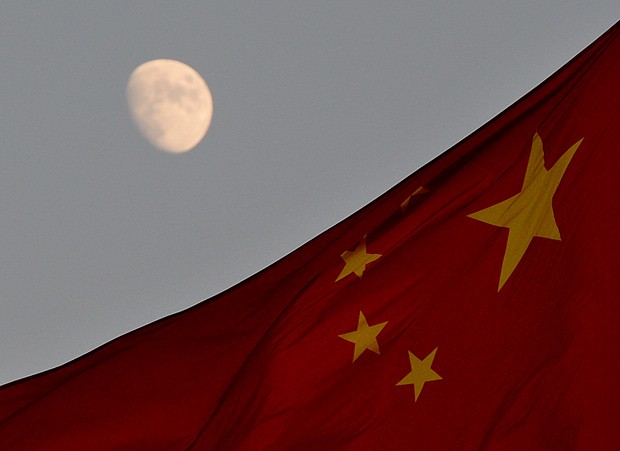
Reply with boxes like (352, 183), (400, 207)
(2, 22), (620, 450)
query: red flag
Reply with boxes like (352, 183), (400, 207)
(2, 22), (620, 449)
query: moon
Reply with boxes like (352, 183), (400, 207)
(126, 59), (213, 154)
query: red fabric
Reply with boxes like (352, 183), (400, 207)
(1, 22), (619, 450)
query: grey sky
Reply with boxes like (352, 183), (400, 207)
(1, 3), (618, 385)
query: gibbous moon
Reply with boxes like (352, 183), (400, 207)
(126, 59), (213, 154)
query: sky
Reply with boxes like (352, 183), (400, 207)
(1, 3), (618, 385)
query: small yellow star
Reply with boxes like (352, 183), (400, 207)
(339, 311), (388, 362)
(396, 348), (442, 401)
(335, 236), (381, 282)
(400, 185), (429, 212)
(468, 133), (582, 290)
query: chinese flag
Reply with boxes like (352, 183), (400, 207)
(2, 22), (620, 450)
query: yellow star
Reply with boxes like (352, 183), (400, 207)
(335, 236), (381, 282)
(339, 311), (388, 362)
(396, 348), (442, 401)
(468, 133), (582, 291)
(400, 185), (429, 212)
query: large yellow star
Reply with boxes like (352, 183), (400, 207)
(339, 311), (388, 362)
(335, 237), (381, 282)
(396, 348), (442, 401)
(468, 133), (582, 291)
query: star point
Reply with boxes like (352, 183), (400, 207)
(401, 185), (429, 212)
(396, 348), (442, 401)
(339, 311), (388, 362)
(335, 237), (381, 282)
(468, 133), (581, 290)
